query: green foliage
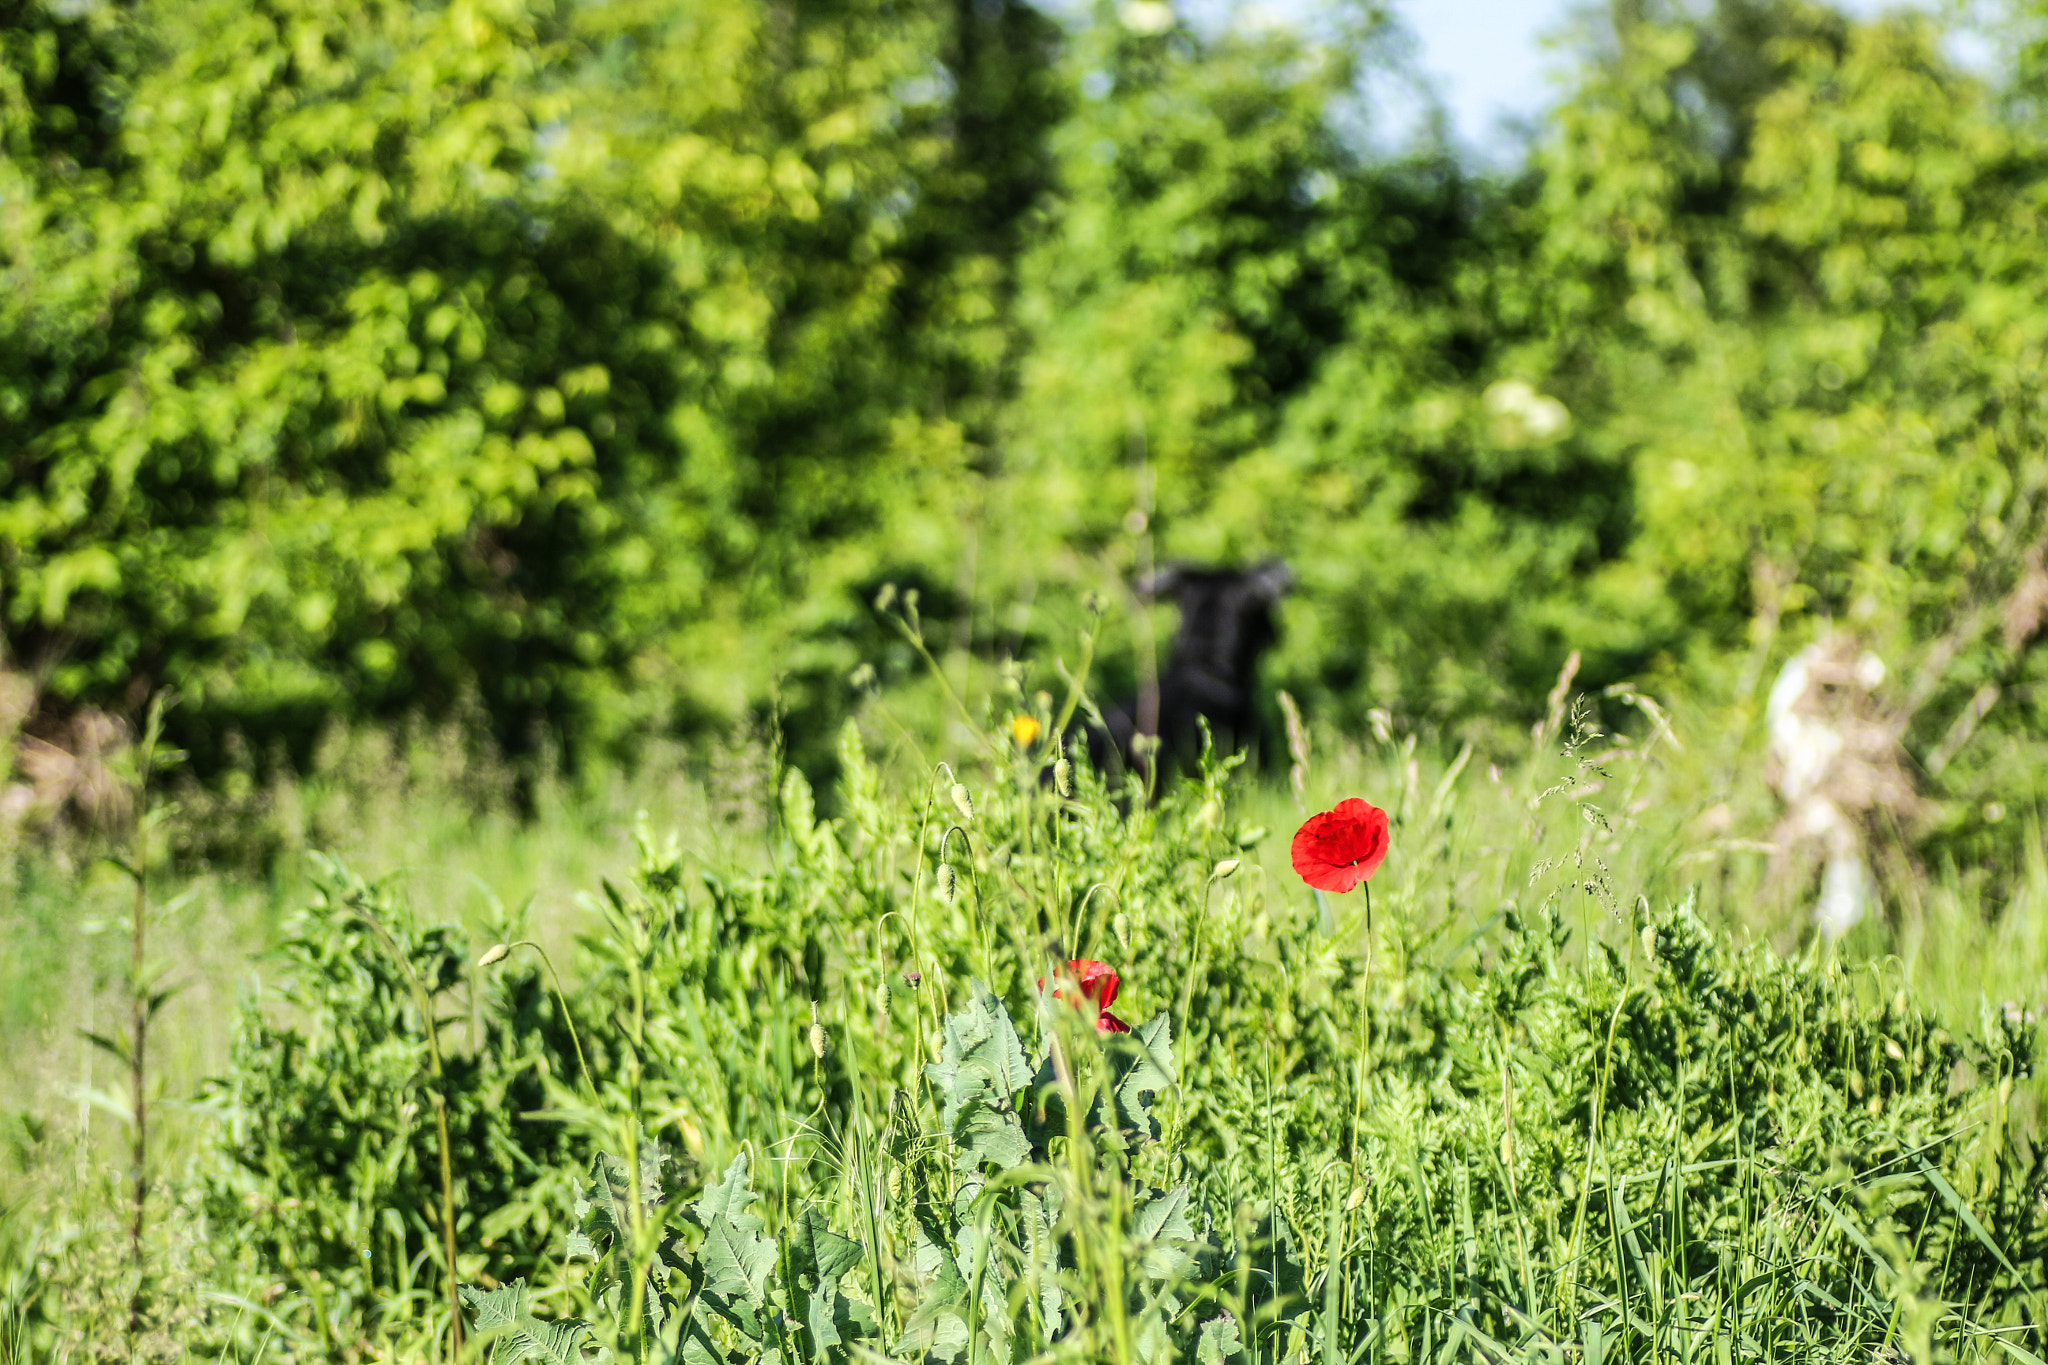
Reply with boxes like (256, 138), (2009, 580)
(164, 721), (2048, 1362)
(0, 0), (1052, 772)
(199, 854), (587, 1346)
(12, 0), (2048, 817)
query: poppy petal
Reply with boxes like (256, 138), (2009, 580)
(1065, 959), (1120, 1009)
(1290, 798), (1389, 894)
(1096, 1010), (1131, 1034)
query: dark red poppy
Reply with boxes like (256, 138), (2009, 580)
(1291, 798), (1389, 894)
(1038, 958), (1131, 1033)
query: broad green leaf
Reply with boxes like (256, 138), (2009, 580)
(1196, 1314), (1244, 1365)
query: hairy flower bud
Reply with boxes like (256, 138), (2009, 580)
(949, 783), (975, 822)
(477, 943), (509, 967)
(1053, 757), (1074, 798)
(936, 862), (958, 904)
(809, 1002), (831, 1060)
(1212, 858), (1240, 880)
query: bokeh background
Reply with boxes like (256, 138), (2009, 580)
(6, 0), (2048, 864)
(10, 4), (2048, 1356)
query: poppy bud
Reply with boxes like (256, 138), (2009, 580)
(1113, 911), (1132, 950)
(949, 783), (975, 822)
(1345, 1186), (1366, 1211)
(477, 943), (509, 967)
(809, 1002), (831, 1060)
(1053, 758), (1074, 797)
(1212, 858), (1240, 880)
(1639, 924), (1658, 964)
(904, 968), (922, 988)
(936, 862), (958, 904)
(874, 583), (897, 612)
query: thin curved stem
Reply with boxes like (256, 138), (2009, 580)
(346, 907), (462, 1363)
(504, 940), (592, 1095)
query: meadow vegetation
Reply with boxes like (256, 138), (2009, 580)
(8, 0), (2048, 1358)
(2, 672), (2045, 1362)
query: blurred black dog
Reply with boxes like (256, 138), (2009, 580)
(1081, 560), (1292, 784)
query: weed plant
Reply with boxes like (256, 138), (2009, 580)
(2, 692), (2032, 1364)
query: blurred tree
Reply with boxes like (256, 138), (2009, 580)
(0, 0), (1059, 778)
(9, 0), (2048, 845)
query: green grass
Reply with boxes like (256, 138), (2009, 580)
(1, 692), (2044, 1364)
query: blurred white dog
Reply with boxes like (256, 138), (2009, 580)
(1765, 637), (1921, 937)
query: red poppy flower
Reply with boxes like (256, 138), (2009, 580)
(1291, 798), (1389, 894)
(1038, 958), (1131, 1033)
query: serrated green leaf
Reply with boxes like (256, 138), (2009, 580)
(499, 1315), (597, 1365)
(1111, 1011), (1176, 1143)
(460, 1279), (528, 1331)
(790, 1207), (862, 1287)
(927, 987), (1034, 1175)
(692, 1152), (765, 1232)
(806, 1284), (842, 1350)
(1134, 1183), (1197, 1280)
(1196, 1313), (1244, 1365)
(461, 1279), (594, 1365)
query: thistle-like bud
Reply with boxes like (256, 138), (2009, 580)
(949, 783), (975, 822)
(1053, 757), (1074, 798)
(477, 943), (509, 967)
(1212, 858), (1240, 881)
(936, 862), (958, 904)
